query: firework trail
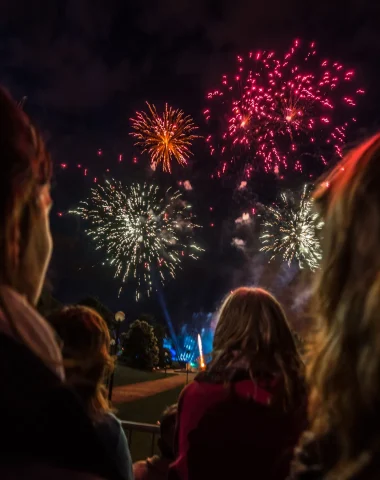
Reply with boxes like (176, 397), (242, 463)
(130, 102), (198, 173)
(71, 180), (203, 300)
(204, 39), (364, 179)
(260, 184), (323, 270)
(197, 333), (205, 369)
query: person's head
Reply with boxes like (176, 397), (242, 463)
(0, 87), (52, 305)
(48, 305), (114, 421)
(307, 133), (380, 467)
(213, 287), (303, 408)
(157, 404), (177, 460)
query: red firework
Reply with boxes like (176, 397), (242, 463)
(204, 39), (364, 178)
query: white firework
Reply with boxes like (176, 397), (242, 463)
(260, 184), (323, 270)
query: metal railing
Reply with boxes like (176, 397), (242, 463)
(121, 420), (160, 457)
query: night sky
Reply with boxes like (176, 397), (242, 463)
(1, 0), (379, 325)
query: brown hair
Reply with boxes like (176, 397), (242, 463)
(0, 87), (52, 303)
(212, 287), (304, 409)
(48, 305), (114, 421)
(158, 404), (177, 459)
(307, 133), (380, 475)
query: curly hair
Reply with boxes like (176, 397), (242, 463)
(48, 305), (114, 422)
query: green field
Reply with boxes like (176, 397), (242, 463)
(114, 364), (175, 387)
(117, 385), (184, 461)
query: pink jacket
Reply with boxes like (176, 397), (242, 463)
(170, 377), (307, 480)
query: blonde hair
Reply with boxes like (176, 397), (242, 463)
(307, 133), (380, 475)
(48, 306), (114, 421)
(212, 287), (304, 409)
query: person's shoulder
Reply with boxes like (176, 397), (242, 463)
(95, 412), (124, 447)
(179, 378), (209, 401)
(181, 380), (199, 394)
(179, 378), (225, 413)
(102, 411), (122, 428)
(99, 411), (124, 434)
(0, 333), (60, 384)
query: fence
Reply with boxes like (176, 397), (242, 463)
(121, 420), (160, 458)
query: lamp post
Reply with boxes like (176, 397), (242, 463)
(108, 311), (125, 401)
(164, 351), (169, 376)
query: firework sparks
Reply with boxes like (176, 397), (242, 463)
(235, 212), (252, 224)
(71, 180), (203, 300)
(231, 237), (246, 249)
(130, 102), (198, 173)
(205, 39), (364, 178)
(260, 184), (323, 270)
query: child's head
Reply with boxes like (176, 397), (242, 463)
(213, 287), (303, 408)
(157, 404), (177, 460)
(48, 305), (114, 421)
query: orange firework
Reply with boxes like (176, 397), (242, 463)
(130, 102), (198, 173)
(197, 333), (205, 370)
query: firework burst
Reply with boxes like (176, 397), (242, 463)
(130, 102), (198, 173)
(204, 39), (364, 178)
(260, 184), (323, 270)
(72, 180), (203, 300)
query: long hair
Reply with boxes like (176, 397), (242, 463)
(48, 306), (114, 422)
(0, 86), (51, 304)
(211, 287), (304, 409)
(307, 133), (380, 474)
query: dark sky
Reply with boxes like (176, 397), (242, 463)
(0, 0), (379, 323)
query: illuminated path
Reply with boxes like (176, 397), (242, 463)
(112, 373), (193, 404)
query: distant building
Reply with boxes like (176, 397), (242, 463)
(163, 313), (214, 366)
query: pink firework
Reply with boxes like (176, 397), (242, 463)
(204, 39), (364, 178)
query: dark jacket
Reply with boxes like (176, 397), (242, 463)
(0, 333), (121, 479)
(170, 368), (307, 480)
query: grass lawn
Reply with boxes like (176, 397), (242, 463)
(114, 364), (175, 387)
(116, 385), (184, 461)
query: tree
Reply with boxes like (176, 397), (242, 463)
(136, 314), (168, 368)
(121, 320), (159, 370)
(152, 322), (167, 368)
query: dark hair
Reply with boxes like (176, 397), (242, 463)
(306, 133), (380, 477)
(158, 404), (177, 459)
(0, 87), (51, 303)
(48, 305), (114, 422)
(211, 287), (304, 409)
